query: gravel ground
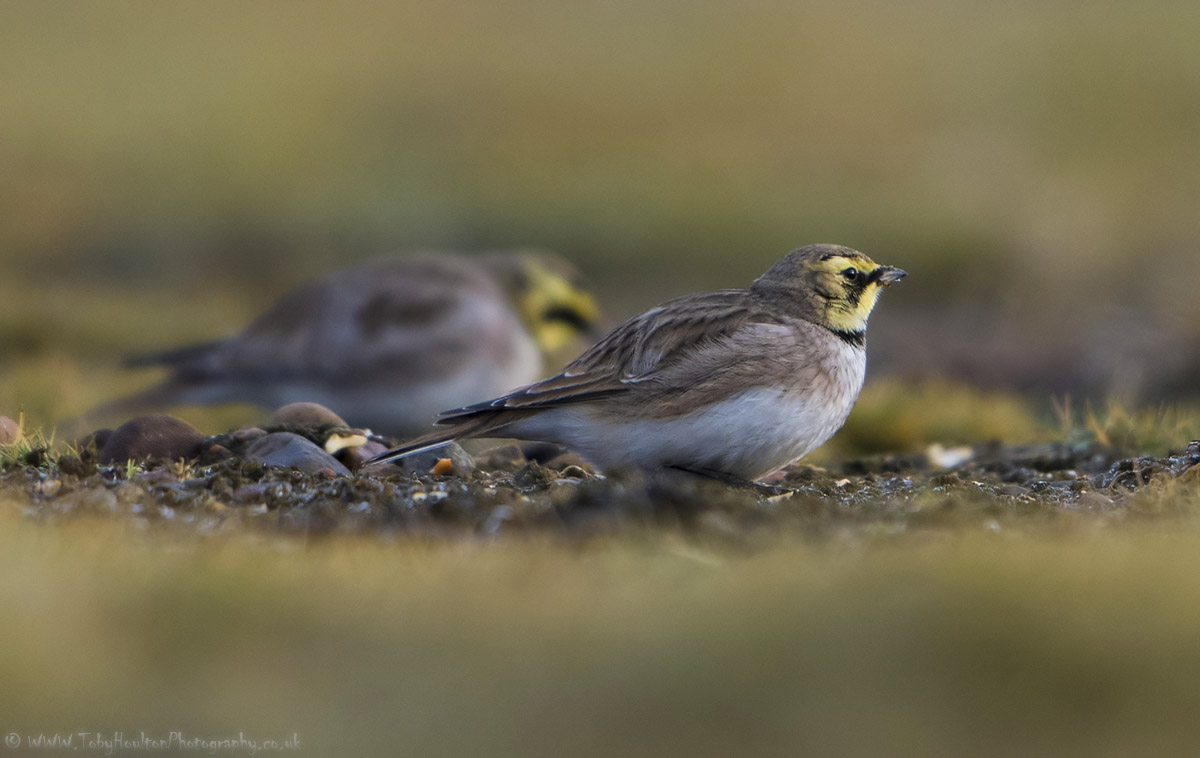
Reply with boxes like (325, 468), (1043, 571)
(4, 413), (1198, 543)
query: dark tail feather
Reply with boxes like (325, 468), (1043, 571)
(124, 340), (225, 369)
(369, 412), (528, 465)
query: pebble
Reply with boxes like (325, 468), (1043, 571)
(0, 415), (20, 445)
(199, 443), (235, 463)
(338, 440), (390, 472)
(99, 415), (205, 464)
(231, 426), (269, 442)
(245, 432), (351, 476)
(359, 443), (475, 478)
(272, 402), (347, 428)
(415, 444), (475, 477)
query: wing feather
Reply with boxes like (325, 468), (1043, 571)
(436, 289), (778, 423)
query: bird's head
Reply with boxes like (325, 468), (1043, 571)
(751, 244), (906, 337)
(480, 250), (601, 354)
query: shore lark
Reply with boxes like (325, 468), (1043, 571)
(372, 244), (905, 481)
(100, 250), (599, 437)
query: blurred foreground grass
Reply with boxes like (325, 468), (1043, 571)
(6, 511), (1200, 757)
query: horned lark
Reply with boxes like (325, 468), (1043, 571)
(102, 251), (599, 437)
(373, 244), (905, 481)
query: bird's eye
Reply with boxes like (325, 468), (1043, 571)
(841, 268), (859, 281)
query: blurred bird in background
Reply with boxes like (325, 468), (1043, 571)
(93, 250), (600, 437)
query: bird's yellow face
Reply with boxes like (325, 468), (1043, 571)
(514, 257), (601, 354)
(808, 252), (906, 333)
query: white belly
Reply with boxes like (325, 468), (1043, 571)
(510, 384), (861, 481)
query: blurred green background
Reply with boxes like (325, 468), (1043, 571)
(3, 0), (1200, 433)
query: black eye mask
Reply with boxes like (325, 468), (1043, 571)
(541, 305), (592, 331)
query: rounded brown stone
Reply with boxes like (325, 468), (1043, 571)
(271, 402), (348, 428)
(99, 415), (205, 464)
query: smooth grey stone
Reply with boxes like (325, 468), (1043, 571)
(245, 432), (351, 476)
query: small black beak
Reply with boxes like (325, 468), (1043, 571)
(875, 266), (907, 285)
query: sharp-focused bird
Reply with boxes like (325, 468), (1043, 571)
(373, 244), (904, 481)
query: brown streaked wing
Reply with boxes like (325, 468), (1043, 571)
(437, 289), (777, 421)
